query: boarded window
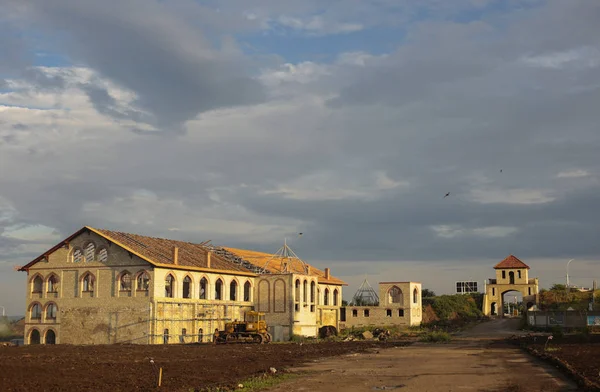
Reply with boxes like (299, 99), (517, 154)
(73, 248), (83, 263)
(258, 280), (270, 312)
(98, 248), (108, 263)
(84, 243), (95, 262)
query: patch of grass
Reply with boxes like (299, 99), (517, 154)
(203, 373), (297, 392)
(419, 331), (451, 343)
(544, 347), (561, 352)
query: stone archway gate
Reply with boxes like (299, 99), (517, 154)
(482, 255), (539, 317)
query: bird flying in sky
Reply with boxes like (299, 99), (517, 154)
(444, 192), (450, 198)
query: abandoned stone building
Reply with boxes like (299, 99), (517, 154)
(339, 279), (422, 328)
(482, 255), (539, 316)
(19, 226), (345, 345)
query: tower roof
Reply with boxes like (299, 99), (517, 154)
(494, 255), (530, 270)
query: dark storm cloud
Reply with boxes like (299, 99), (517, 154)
(14, 0), (265, 130)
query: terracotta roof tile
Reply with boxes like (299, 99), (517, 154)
(93, 228), (249, 272)
(493, 255), (530, 270)
(223, 247), (346, 285)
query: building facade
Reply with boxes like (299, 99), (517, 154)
(340, 282), (422, 329)
(482, 255), (539, 316)
(19, 227), (346, 345)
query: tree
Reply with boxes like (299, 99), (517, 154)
(550, 284), (566, 291)
(422, 289), (436, 298)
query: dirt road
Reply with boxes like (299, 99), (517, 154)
(266, 319), (578, 392)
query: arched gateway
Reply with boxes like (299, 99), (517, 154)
(482, 255), (539, 317)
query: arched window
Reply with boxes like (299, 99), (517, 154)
(215, 279), (223, 300)
(180, 328), (187, 343)
(324, 288), (330, 306)
(137, 271), (150, 290)
(30, 303), (42, 319)
(47, 275), (58, 293)
(45, 303), (57, 320)
(98, 248), (108, 263)
(509, 271), (515, 284)
(165, 274), (175, 298)
(230, 280), (238, 301)
(317, 288), (320, 305)
(84, 242), (95, 262)
(73, 248), (83, 263)
(163, 329), (169, 344)
(413, 287), (418, 304)
(45, 329), (56, 344)
(199, 277), (208, 299)
(333, 289), (339, 306)
(82, 273), (95, 292)
(183, 276), (192, 298)
(303, 280), (308, 302)
(295, 280), (300, 302)
(30, 329), (41, 345)
(198, 328), (203, 342)
(120, 271), (132, 291)
(388, 286), (403, 304)
(310, 281), (315, 303)
(244, 281), (251, 302)
(32, 276), (43, 293)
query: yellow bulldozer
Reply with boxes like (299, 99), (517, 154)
(214, 311), (272, 344)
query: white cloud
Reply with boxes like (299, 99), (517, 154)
(556, 169), (590, 178)
(261, 170), (408, 201)
(469, 188), (556, 205)
(272, 15), (363, 35)
(431, 225), (518, 239)
(520, 47), (600, 70)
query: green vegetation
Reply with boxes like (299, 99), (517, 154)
(538, 287), (599, 311)
(0, 317), (23, 341)
(423, 293), (483, 321)
(205, 373), (296, 392)
(419, 331), (451, 343)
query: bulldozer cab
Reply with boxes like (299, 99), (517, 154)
(244, 311), (265, 323)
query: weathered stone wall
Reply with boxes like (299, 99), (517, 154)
(340, 282), (422, 329)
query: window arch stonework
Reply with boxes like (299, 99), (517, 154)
(165, 274), (175, 298)
(388, 286), (403, 305)
(84, 242), (96, 262)
(136, 271), (150, 291)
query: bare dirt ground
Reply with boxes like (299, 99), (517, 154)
(265, 319), (580, 392)
(0, 340), (408, 392)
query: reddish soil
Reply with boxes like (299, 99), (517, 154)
(520, 335), (600, 390)
(0, 341), (408, 392)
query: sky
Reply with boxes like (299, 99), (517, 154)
(1, 0), (600, 315)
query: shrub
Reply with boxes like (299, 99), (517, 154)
(419, 331), (451, 343)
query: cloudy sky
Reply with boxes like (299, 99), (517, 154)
(1, 0), (600, 315)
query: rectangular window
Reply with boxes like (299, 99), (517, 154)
(386, 309), (392, 317)
(398, 309), (404, 317)
(363, 309), (370, 317)
(518, 270), (521, 279)
(502, 271), (506, 279)
(352, 309), (358, 317)
(492, 288), (495, 296)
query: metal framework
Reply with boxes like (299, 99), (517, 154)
(351, 278), (379, 306)
(259, 238), (308, 274)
